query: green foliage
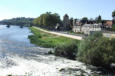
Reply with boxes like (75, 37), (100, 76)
(112, 24), (115, 31)
(112, 10), (115, 17)
(0, 17), (34, 26)
(69, 18), (73, 30)
(81, 17), (88, 24)
(7, 75), (12, 76)
(82, 17), (88, 21)
(28, 27), (79, 48)
(33, 12), (61, 29)
(54, 41), (79, 59)
(96, 15), (102, 23)
(77, 32), (115, 68)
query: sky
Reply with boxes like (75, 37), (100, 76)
(0, 0), (115, 20)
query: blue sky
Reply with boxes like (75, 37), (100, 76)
(0, 0), (115, 20)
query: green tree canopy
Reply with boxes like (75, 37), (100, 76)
(112, 10), (115, 24)
(33, 12), (61, 29)
(77, 32), (115, 68)
(112, 10), (115, 17)
(81, 17), (88, 24)
(96, 15), (102, 23)
(69, 18), (73, 30)
(112, 24), (115, 31)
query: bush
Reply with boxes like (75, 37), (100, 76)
(54, 41), (78, 60)
(77, 32), (115, 68)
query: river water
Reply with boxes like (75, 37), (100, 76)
(0, 25), (112, 76)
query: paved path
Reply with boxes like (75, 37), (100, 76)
(34, 27), (83, 40)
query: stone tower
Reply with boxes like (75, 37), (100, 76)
(63, 14), (70, 30)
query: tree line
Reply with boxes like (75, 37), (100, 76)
(0, 10), (115, 30)
(33, 10), (115, 31)
(0, 17), (34, 27)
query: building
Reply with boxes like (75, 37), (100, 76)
(82, 24), (101, 35)
(72, 26), (81, 32)
(73, 24), (102, 35)
(104, 20), (113, 28)
(76, 20), (82, 26)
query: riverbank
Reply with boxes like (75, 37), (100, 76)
(28, 27), (80, 48)
(0, 25), (94, 76)
(31, 27), (83, 40)
(0, 25), (113, 76)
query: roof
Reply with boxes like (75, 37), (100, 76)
(104, 21), (113, 27)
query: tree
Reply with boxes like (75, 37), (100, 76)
(112, 10), (115, 30)
(69, 18), (73, 30)
(112, 10), (115, 24)
(77, 32), (115, 68)
(81, 17), (88, 24)
(54, 41), (78, 60)
(112, 10), (115, 17)
(88, 18), (95, 24)
(0, 17), (34, 26)
(96, 15), (102, 23)
(112, 24), (115, 31)
(33, 12), (61, 29)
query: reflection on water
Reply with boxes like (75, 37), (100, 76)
(0, 25), (51, 56)
(0, 25), (32, 42)
(0, 25), (33, 56)
(0, 25), (50, 67)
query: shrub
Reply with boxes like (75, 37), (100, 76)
(54, 41), (78, 60)
(77, 32), (115, 68)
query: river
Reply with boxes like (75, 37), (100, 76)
(0, 25), (112, 76)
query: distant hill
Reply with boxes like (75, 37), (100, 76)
(0, 17), (34, 26)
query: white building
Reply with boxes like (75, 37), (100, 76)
(73, 24), (102, 35)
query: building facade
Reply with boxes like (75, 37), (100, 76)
(73, 24), (102, 35)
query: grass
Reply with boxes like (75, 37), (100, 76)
(28, 27), (80, 48)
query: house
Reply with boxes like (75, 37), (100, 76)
(82, 24), (101, 35)
(104, 20), (113, 28)
(72, 26), (81, 32)
(73, 24), (101, 35)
